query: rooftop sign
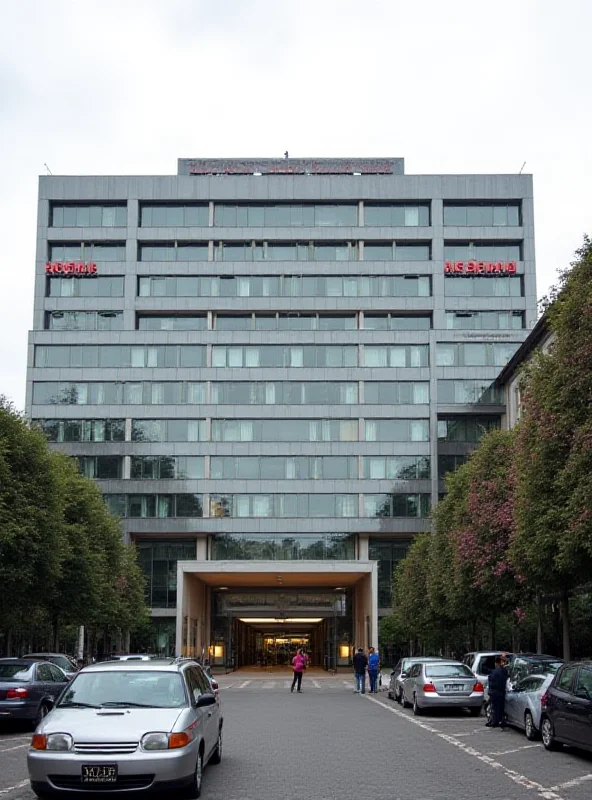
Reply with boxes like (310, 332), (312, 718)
(178, 157), (404, 176)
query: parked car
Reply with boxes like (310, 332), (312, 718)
(28, 657), (223, 798)
(0, 658), (69, 729)
(507, 654), (563, 689)
(387, 657), (446, 704)
(487, 673), (554, 739)
(540, 660), (592, 753)
(102, 654), (156, 662)
(401, 660), (484, 716)
(462, 651), (512, 701)
(23, 654), (78, 679)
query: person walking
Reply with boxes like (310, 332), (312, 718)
(486, 654), (509, 728)
(352, 647), (368, 694)
(367, 646), (380, 693)
(290, 648), (307, 693)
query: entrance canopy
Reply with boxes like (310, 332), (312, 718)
(176, 560), (378, 667)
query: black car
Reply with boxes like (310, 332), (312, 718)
(0, 659), (69, 729)
(540, 660), (592, 752)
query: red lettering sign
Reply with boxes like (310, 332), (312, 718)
(444, 261), (517, 275)
(45, 262), (97, 276)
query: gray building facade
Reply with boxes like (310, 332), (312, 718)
(25, 157), (537, 666)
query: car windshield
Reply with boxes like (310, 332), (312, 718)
(425, 664), (474, 678)
(0, 664), (33, 680)
(512, 658), (563, 680)
(57, 670), (187, 708)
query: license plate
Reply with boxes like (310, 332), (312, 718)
(81, 765), (118, 784)
(444, 684), (462, 692)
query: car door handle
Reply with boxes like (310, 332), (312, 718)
(207, 711), (214, 717)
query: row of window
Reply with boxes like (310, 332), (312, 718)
(47, 240), (523, 263)
(32, 379), (502, 408)
(436, 342), (520, 367)
(50, 202), (522, 229)
(43, 310), (526, 333)
(104, 492), (431, 519)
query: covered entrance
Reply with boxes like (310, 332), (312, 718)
(176, 561), (378, 671)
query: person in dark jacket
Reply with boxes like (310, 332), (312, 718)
(486, 655), (509, 728)
(353, 648), (368, 694)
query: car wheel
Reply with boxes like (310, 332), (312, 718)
(541, 717), (560, 751)
(397, 687), (403, 705)
(485, 701), (492, 725)
(412, 694), (423, 716)
(524, 711), (538, 741)
(185, 750), (203, 798)
(209, 728), (222, 765)
(469, 706), (482, 717)
(30, 704), (49, 731)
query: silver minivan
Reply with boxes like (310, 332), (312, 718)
(28, 658), (222, 798)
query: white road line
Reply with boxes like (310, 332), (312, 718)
(490, 744), (541, 756)
(549, 774), (592, 791)
(312, 680), (321, 689)
(364, 695), (565, 800)
(236, 680), (251, 688)
(0, 744), (29, 753)
(262, 681), (275, 689)
(0, 736), (29, 742)
(0, 780), (30, 796)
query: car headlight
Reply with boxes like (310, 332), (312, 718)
(141, 732), (169, 751)
(46, 733), (73, 751)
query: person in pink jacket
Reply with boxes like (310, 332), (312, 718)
(290, 649), (308, 693)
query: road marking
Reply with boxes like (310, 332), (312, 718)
(490, 744), (541, 756)
(0, 736), (29, 742)
(364, 695), (565, 800)
(262, 681), (275, 689)
(0, 781), (30, 796)
(312, 680), (321, 688)
(284, 680), (291, 689)
(0, 744), (29, 753)
(236, 680), (251, 688)
(548, 774), (592, 791)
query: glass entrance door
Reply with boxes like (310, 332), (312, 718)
(263, 635), (310, 666)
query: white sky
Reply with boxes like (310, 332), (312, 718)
(1, 0), (590, 409)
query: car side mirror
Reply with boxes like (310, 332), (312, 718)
(401, 671), (408, 679)
(195, 693), (216, 708)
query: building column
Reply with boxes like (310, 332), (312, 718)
(358, 533), (369, 560)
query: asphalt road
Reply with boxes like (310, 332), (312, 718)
(2, 678), (592, 800)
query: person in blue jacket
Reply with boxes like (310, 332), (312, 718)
(368, 646), (381, 693)
(486, 655), (509, 728)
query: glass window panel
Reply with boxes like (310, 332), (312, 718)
(364, 243), (392, 260)
(436, 345), (456, 367)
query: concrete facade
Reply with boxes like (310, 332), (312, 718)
(25, 157), (537, 662)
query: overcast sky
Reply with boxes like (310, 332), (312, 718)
(1, 0), (590, 409)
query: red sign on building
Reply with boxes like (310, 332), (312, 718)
(45, 262), (97, 276)
(444, 261), (517, 275)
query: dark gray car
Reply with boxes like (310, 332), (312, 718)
(0, 659), (68, 729)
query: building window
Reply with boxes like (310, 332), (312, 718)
(443, 242), (522, 261)
(436, 342), (520, 368)
(209, 495), (359, 518)
(445, 311), (525, 329)
(364, 419), (429, 442)
(77, 456), (123, 480)
(369, 539), (413, 607)
(364, 315), (431, 330)
(210, 456), (358, 480)
(34, 345), (206, 369)
(210, 533), (356, 560)
(136, 541), (197, 608)
(437, 380), (504, 404)
(51, 204), (127, 227)
(437, 416), (501, 442)
(48, 243), (126, 261)
(138, 243), (209, 261)
(213, 203), (358, 227)
(137, 315), (207, 330)
(364, 204), (430, 227)
(211, 419), (358, 443)
(140, 204), (209, 227)
(106, 495), (203, 518)
(443, 203), (521, 227)
(211, 345), (358, 369)
(46, 310), (123, 330)
(364, 242), (431, 261)
(364, 382), (429, 404)
(363, 345), (429, 368)
(437, 454), (469, 479)
(131, 420), (207, 443)
(131, 456), (205, 480)
(363, 495), (431, 518)
(35, 419), (125, 443)
(444, 277), (523, 297)
(363, 456), (430, 480)
(210, 382), (358, 405)
(31, 381), (206, 406)
(46, 277), (124, 298)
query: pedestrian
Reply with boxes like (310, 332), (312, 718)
(291, 648), (307, 693)
(486, 654), (509, 728)
(367, 646), (380, 693)
(352, 647), (368, 694)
